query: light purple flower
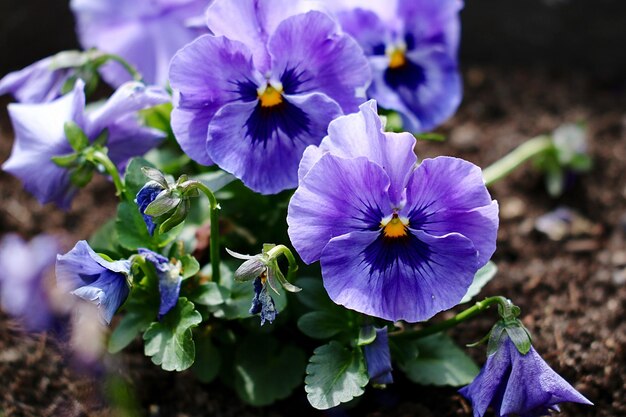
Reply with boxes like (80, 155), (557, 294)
(56, 241), (131, 324)
(363, 326), (393, 385)
(459, 337), (592, 417)
(138, 248), (182, 318)
(328, 0), (463, 132)
(2, 79), (170, 209)
(287, 100), (498, 322)
(0, 234), (60, 332)
(71, 0), (210, 86)
(0, 56), (73, 103)
(169, 0), (371, 194)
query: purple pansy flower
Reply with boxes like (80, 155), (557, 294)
(287, 100), (498, 322)
(249, 277), (276, 326)
(328, 0), (463, 132)
(0, 234), (60, 331)
(169, 0), (370, 194)
(460, 336), (592, 417)
(2, 79), (170, 209)
(71, 0), (210, 86)
(0, 56), (73, 103)
(56, 241), (131, 324)
(363, 326), (393, 385)
(138, 248), (182, 318)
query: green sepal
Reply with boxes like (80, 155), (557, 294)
(64, 121), (90, 152)
(92, 128), (109, 147)
(70, 164), (94, 188)
(144, 190), (180, 216)
(143, 297), (202, 372)
(505, 322), (532, 355)
(179, 254), (200, 279)
(158, 198), (189, 234)
(305, 341), (368, 410)
(357, 325), (378, 346)
(51, 152), (79, 168)
(486, 321), (507, 356)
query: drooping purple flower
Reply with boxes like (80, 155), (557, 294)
(0, 234), (60, 332)
(459, 336), (592, 417)
(2, 79), (170, 209)
(0, 56), (73, 103)
(363, 326), (393, 385)
(71, 0), (210, 86)
(287, 100), (498, 322)
(169, 0), (371, 194)
(56, 241), (131, 324)
(138, 248), (182, 318)
(249, 277), (276, 326)
(328, 0), (463, 132)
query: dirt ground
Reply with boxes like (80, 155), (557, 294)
(0, 65), (624, 417)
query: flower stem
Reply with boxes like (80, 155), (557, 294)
(100, 54), (143, 82)
(390, 296), (510, 340)
(266, 244), (299, 283)
(91, 150), (125, 198)
(193, 182), (221, 282)
(482, 136), (553, 186)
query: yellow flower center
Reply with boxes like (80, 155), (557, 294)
(380, 214), (409, 238)
(258, 85), (283, 107)
(388, 49), (407, 69)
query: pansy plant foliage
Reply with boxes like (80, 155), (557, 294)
(0, 1), (593, 415)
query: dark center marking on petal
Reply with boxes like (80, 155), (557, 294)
(361, 230), (432, 276)
(384, 57), (426, 91)
(244, 98), (311, 147)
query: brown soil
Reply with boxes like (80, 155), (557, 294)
(1, 66), (625, 416)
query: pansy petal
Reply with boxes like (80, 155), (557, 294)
(0, 56), (69, 103)
(320, 229), (478, 322)
(169, 35), (260, 165)
(334, 8), (389, 55)
(87, 82), (170, 135)
(364, 327), (394, 385)
(206, 0), (318, 71)
(288, 154), (393, 264)
(72, 270), (130, 324)
(269, 11), (370, 113)
(207, 92), (341, 194)
(398, 0), (463, 55)
(403, 156), (498, 266)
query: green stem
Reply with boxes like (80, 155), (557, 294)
(91, 150), (125, 198)
(130, 256), (157, 286)
(482, 136), (553, 186)
(266, 244), (299, 283)
(100, 54), (143, 82)
(390, 296), (509, 340)
(194, 182), (221, 282)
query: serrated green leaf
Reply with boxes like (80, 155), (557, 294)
(233, 335), (306, 406)
(460, 261), (498, 304)
(143, 297), (202, 371)
(305, 341), (368, 410)
(397, 334), (479, 387)
(298, 311), (350, 339)
(108, 287), (158, 354)
(192, 333), (221, 383)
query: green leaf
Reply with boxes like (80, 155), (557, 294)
(297, 311), (350, 340)
(115, 200), (182, 251)
(295, 277), (337, 311)
(192, 333), (221, 383)
(123, 157), (157, 201)
(180, 254), (200, 279)
(64, 121), (89, 151)
(89, 218), (119, 256)
(108, 287), (158, 354)
(397, 334), (479, 387)
(305, 341), (368, 410)
(188, 282), (231, 307)
(143, 297), (202, 371)
(233, 334), (306, 406)
(460, 261), (498, 304)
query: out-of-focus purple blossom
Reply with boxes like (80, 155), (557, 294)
(249, 276), (276, 325)
(138, 248), (182, 318)
(56, 241), (131, 324)
(327, 0), (463, 132)
(459, 336), (592, 417)
(169, 0), (370, 194)
(288, 100), (498, 322)
(0, 56), (74, 104)
(0, 234), (60, 332)
(71, 0), (211, 86)
(1, 79), (170, 209)
(363, 326), (393, 385)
